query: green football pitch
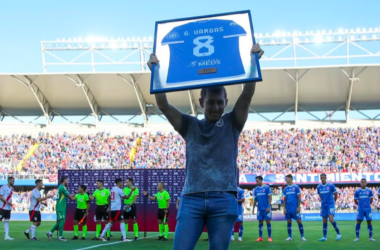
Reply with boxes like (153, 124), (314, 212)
(0, 221), (378, 250)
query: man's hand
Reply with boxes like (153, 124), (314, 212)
(131, 186), (136, 192)
(251, 44), (264, 59)
(143, 190), (148, 196)
(47, 194), (54, 199)
(106, 207), (110, 213)
(7, 201), (12, 206)
(126, 204), (131, 210)
(283, 208), (287, 215)
(147, 53), (159, 71)
(266, 207), (270, 213)
(42, 202), (48, 206)
(176, 204), (179, 210)
(297, 207), (300, 213)
(164, 209), (169, 214)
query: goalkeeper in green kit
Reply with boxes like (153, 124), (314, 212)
(46, 176), (75, 241)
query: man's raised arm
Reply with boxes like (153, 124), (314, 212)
(233, 44), (264, 130)
(148, 53), (183, 132)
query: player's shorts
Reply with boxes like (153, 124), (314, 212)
(320, 206), (335, 218)
(95, 205), (109, 221)
(285, 208), (301, 221)
(257, 209), (272, 221)
(0, 209), (11, 220)
(56, 211), (66, 221)
(29, 211), (41, 222)
(236, 208), (244, 223)
(158, 209), (169, 221)
(123, 204), (137, 220)
(74, 209), (87, 223)
(357, 208), (372, 221)
(110, 210), (123, 222)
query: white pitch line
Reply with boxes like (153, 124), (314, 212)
(74, 234), (162, 250)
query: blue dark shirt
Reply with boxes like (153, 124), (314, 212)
(178, 112), (242, 195)
(253, 185), (272, 210)
(283, 184), (301, 210)
(162, 19), (246, 84)
(317, 183), (337, 207)
(354, 188), (373, 210)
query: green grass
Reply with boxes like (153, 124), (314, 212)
(0, 221), (378, 250)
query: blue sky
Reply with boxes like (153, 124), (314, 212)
(0, 0), (379, 73)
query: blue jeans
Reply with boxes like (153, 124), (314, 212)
(173, 191), (238, 250)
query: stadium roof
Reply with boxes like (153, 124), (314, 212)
(1, 29), (380, 126)
(0, 64), (379, 125)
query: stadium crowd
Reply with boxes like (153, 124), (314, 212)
(0, 126), (379, 175)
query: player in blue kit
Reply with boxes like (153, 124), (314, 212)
(162, 19), (248, 84)
(317, 173), (341, 241)
(253, 176), (272, 242)
(283, 174), (306, 241)
(354, 179), (375, 242)
(231, 187), (245, 242)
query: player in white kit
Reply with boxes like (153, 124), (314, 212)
(99, 178), (136, 242)
(24, 179), (54, 241)
(0, 176), (15, 240)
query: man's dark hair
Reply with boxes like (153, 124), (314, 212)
(127, 178), (134, 183)
(8, 176), (14, 181)
(320, 173), (327, 177)
(255, 176), (263, 181)
(361, 178), (367, 182)
(285, 174), (293, 179)
(115, 178), (123, 184)
(35, 179), (42, 185)
(158, 181), (165, 188)
(96, 180), (104, 185)
(200, 86), (227, 100)
(60, 176), (68, 184)
(80, 184), (87, 191)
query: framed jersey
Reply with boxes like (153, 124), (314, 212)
(150, 10), (262, 93)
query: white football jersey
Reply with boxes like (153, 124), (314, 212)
(110, 186), (125, 211)
(0, 185), (13, 210)
(29, 188), (42, 211)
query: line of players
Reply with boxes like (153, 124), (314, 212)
(230, 173), (377, 242)
(0, 176), (171, 242)
(0, 173), (377, 242)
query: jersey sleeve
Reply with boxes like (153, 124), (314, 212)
(223, 20), (247, 38)
(296, 186), (301, 196)
(165, 191), (171, 201)
(317, 185), (321, 195)
(162, 25), (185, 45)
(267, 186), (272, 195)
(33, 190), (41, 199)
(84, 194), (90, 202)
(354, 190), (359, 200)
(370, 190), (374, 198)
(331, 184), (337, 194)
(134, 188), (139, 196)
(93, 190), (98, 198)
(0, 186), (4, 196)
(60, 185), (69, 196)
(253, 188), (257, 198)
(118, 188), (125, 198)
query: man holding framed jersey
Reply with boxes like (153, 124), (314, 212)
(147, 43), (263, 250)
